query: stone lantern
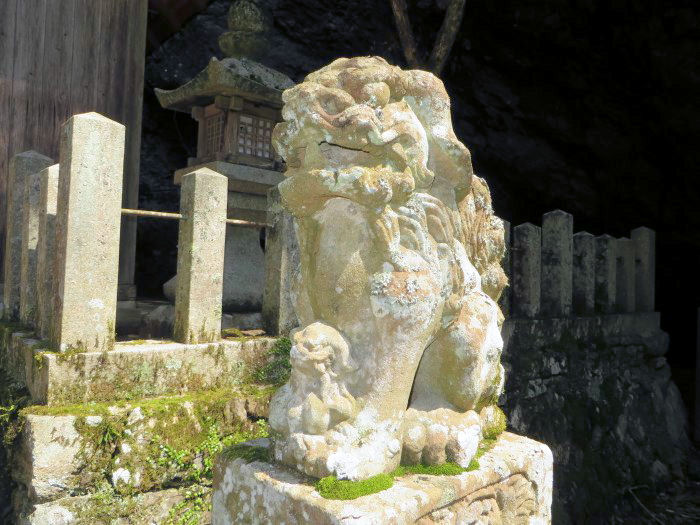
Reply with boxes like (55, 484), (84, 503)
(155, 0), (294, 314)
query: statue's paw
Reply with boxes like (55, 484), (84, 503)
(402, 408), (481, 467)
(273, 413), (403, 481)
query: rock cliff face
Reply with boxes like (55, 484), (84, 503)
(141, 0), (699, 372)
(501, 315), (690, 523)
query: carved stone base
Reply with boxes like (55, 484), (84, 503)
(212, 432), (553, 524)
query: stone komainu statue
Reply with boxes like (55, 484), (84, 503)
(268, 56), (508, 481)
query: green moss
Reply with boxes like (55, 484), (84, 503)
(65, 481), (144, 524)
(316, 473), (394, 500)
(481, 406), (507, 440)
(315, 458), (483, 500)
(252, 337), (292, 386)
(221, 443), (270, 464)
(0, 367), (30, 446)
(394, 462), (468, 477)
(475, 437), (497, 460)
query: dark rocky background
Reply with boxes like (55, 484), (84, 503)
(138, 0), (699, 520)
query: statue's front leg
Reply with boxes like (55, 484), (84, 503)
(403, 289), (505, 466)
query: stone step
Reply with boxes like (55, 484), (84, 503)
(11, 386), (273, 522)
(20, 486), (212, 525)
(0, 320), (282, 405)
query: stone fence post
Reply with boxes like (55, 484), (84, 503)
(36, 164), (60, 339)
(19, 169), (48, 325)
(615, 238), (636, 313)
(3, 151), (53, 321)
(541, 210), (573, 317)
(173, 168), (228, 344)
(262, 187), (300, 336)
(512, 223), (541, 318)
(632, 227), (655, 312)
(594, 235), (616, 314)
(498, 220), (512, 318)
(573, 232), (595, 315)
(50, 113), (124, 352)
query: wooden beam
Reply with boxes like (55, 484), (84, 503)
(389, 0), (420, 68)
(428, 0), (466, 75)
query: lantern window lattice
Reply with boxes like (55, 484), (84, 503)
(238, 114), (273, 159)
(204, 112), (225, 156)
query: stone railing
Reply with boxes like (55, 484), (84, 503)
(496, 211), (692, 522)
(499, 210), (656, 319)
(0, 111), (251, 350)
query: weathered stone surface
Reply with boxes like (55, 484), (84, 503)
(262, 186), (300, 336)
(266, 56), (506, 480)
(51, 113), (124, 352)
(594, 234), (616, 313)
(35, 165), (60, 339)
(540, 210), (573, 317)
(140, 303), (263, 339)
(12, 415), (82, 507)
(212, 432), (552, 525)
(501, 313), (690, 523)
(174, 168), (228, 344)
(572, 232), (594, 315)
(512, 223), (541, 318)
(3, 151), (53, 321)
(615, 238), (635, 313)
(20, 487), (211, 525)
(155, 56), (294, 113)
(0, 322), (277, 405)
(12, 388), (271, 514)
(19, 170), (46, 326)
(498, 220), (511, 317)
(631, 227), (655, 312)
(223, 225), (265, 311)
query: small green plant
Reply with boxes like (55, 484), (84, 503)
(165, 485), (211, 525)
(253, 337), (292, 386)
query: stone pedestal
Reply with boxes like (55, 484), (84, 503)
(212, 432), (552, 525)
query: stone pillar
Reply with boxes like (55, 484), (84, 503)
(540, 210), (573, 317)
(262, 187), (300, 336)
(615, 238), (636, 313)
(632, 227), (655, 312)
(36, 164), (60, 339)
(498, 220), (512, 318)
(51, 113), (124, 352)
(19, 170), (45, 326)
(173, 168), (227, 344)
(2, 151), (53, 321)
(573, 232), (595, 315)
(594, 235), (616, 313)
(512, 223), (541, 318)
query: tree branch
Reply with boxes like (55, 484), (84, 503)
(427, 0), (466, 75)
(390, 0), (420, 69)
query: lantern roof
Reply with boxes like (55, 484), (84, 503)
(155, 56), (294, 113)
